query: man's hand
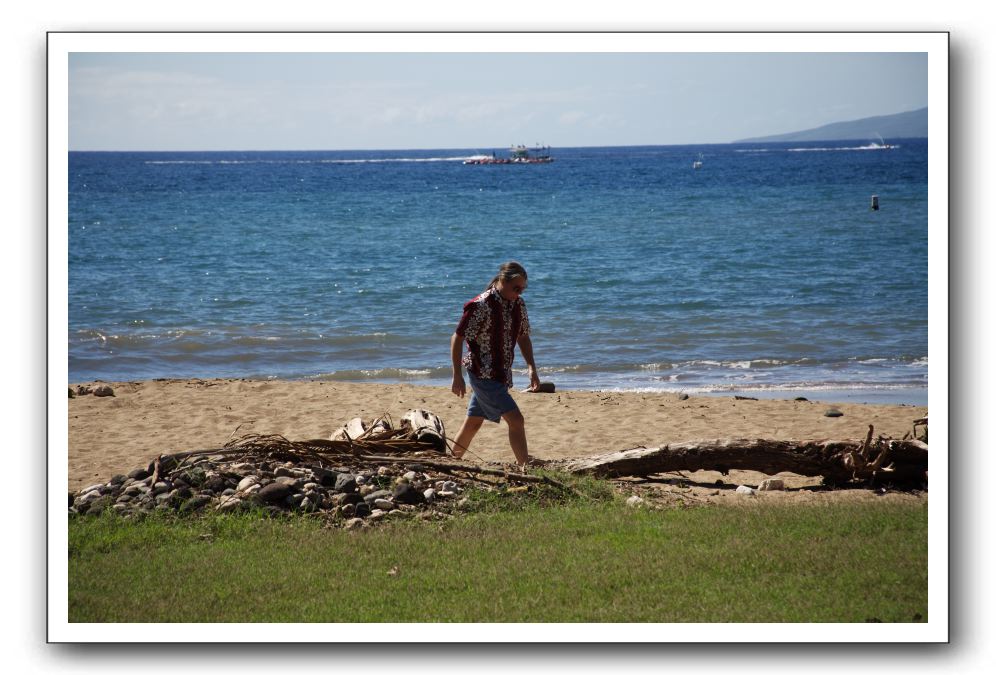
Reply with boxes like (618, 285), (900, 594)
(527, 365), (541, 392)
(452, 375), (466, 398)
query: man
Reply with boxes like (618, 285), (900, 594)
(450, 261), (541, 466)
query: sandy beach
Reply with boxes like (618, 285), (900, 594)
(66, 379), (927, 499)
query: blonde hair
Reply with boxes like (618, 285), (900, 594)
(486, 261), (528, 292)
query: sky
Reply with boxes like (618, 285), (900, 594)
(67, 51), (927, 151)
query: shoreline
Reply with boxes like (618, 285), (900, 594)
(66, 378), (927, 493)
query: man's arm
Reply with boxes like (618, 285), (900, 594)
(450, 333), (466, 397)
(517, 334), (541, 391)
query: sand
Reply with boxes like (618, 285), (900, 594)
(65, 378), (928, 503)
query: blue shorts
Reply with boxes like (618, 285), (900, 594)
(467, 372), (519, 423)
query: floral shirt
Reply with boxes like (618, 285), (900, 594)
(455, 287), (530, 388)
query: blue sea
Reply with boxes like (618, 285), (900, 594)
(68, 140), (928, 404)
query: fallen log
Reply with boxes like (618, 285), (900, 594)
(562, 438), (928, 487)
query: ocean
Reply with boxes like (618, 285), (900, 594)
(68, 140), (928, 404)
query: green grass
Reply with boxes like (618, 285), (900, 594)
(68, 487), (927, 623)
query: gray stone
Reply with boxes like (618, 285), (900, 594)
(69, 387), (75, 399)
(735, 485), (756, 495)
(285, 493), (305, 509)
(678, 393), (689, 401)
(257, 482), (294, 504)
(310, 467), (337, 487)
(423, 488), (436, 502)
(364, 489), (393, 504)
(216, 496), (243, 513)
(368, 509), (387, 522)
(758, 478), (785, 491)
(179, 495), (212, 513)
(403, 471), (417, 482)
(93, 384), (114, 397)
(275, 476), (301, 488)
(354, 502), (371, 518)
(274, 466), (295, 478)
(373, 498), (395, 511)
(237, 476), (259, 492)
(392, 482), (425, 505)
(824, 408), (844, 418)
(341, 503), (356, 517)
(345, 517), (365, 530)
(127, 467), (151, 481)
(334, 474), (357, 493)
(625, 495), (644, 507)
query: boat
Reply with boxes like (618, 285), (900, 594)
(692, 152), (704, 169)
(869, 133), (897, 150)
(463, 144), (554, 165)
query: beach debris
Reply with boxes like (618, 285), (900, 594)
(735, 485), (756, 496)
(561, 437), (928, 488)
(757, 478), (785, 491)
(824, 408), (844, 417)
(69, 408), (574, 526)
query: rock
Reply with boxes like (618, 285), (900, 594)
(364, 489), (393, 504)
(76, 385), (92, 396)
(678, 393), (689, 401)
(824, 408), (844, 418)
(423, 488), (436, 502)
(127, 468), (151, 481)
(794, 397), (809, 402)
(80, 483), (104, 495)
(69, 387), (75, 398)
(368, 509), (387, 522)
(758, 478), (785, 491)
(354, 502), (371, 518)
(345, 517), (365, 530)
(735, 485), (756, 495)
(93, 385), (115, 397)
(341, 503), (356, 517)
(256, 482), (294, 504)
(179, 495), (212, 513)
(216, 496), (243, 513)
(274, 466), (295, 478)
(373, 499), (395, 511)
(274, 476), (301, 488)
(334, 474), (357, 493)
(237, 476), (259, 492)
(403, 471), (417, 482)
(285, 493), (305, 509)
(392, 482), (425, 505)
(625, 495), (645, 507)
(311, 467), (337, 487)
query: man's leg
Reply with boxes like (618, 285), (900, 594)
(501, 409), (529, 466)
(451, 416), (485, 459)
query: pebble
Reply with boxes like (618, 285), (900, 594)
(758, 478), (785, 491)
(735, 485), (756, 495)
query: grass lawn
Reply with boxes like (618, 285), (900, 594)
(68, 485), (928, 623)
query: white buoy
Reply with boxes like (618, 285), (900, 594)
(871, 195), (879, 211)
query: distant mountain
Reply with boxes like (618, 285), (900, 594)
(735, 107), (927, 143)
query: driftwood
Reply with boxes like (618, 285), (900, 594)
(562, 436), (928, 487)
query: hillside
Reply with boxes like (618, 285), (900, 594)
(736, 107), (927, 143)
